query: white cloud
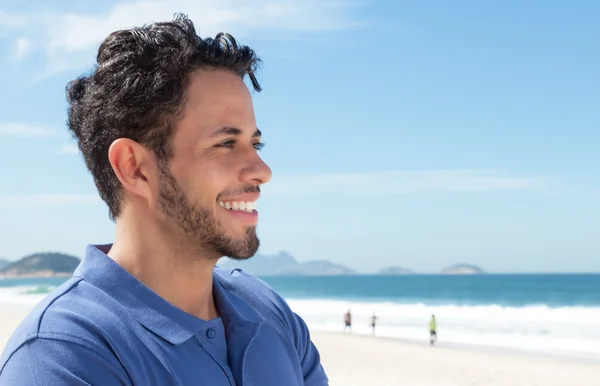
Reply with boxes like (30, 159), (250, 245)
(1, 0), (367, 75)
(0, 123), (60, 138)
(0, 194), (101, 209)
(9, 37), (31, 62)
(264, 169), (552, 197)
(58, 144), (80, 155)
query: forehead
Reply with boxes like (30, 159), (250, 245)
(177, 69), (256, 138)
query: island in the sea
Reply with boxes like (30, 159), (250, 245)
(0, 253), (81, 279)
(376, 266), (415, 275)
(440, 263), (485, 275)
(218, 251), (356, 276)
(0, 250), (487, 278)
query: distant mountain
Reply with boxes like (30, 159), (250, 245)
(218, 251), (298, 276)
(376, 266), (415, 275)
(441, 263), (485, 275)
(0, 259), (10, 270)
(279, 260), (356, 276)
(218, 252), (355, 276)
(0, 252), (81, 278)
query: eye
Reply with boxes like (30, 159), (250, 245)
(216, 140), (236, 148)
(216, 140), (265, 151)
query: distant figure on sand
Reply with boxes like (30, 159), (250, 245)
(429, 314), (437, 345)
(344, 309), (352, 334)
(370, 312), (377, 336)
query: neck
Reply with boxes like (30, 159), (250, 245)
(107, 207), (219, 320)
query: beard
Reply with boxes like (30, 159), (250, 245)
(156, 163), (259, 260)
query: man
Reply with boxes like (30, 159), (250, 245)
(343, 309), (352, 334)
(370, 312), (377, 336)
(0, 14), (328, 386)
(430, 314), (437, 345)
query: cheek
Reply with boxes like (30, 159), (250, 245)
(186, 163), (230, 204)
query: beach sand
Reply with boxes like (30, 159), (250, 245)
(0, 307), (34, 350)
(311, 331), (600, 385)
(2, 308), (599, 385)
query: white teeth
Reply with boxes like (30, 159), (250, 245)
(219, 201), (256, 212)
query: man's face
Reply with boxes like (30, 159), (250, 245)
(156, 69), (272, 260)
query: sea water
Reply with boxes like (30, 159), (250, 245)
(265, 274), (600, 360)
(2, 274), (599, 360)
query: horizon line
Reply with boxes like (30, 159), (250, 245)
(1, 252), (597, 276)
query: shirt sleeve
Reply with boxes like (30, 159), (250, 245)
(0, 338), (130, 386)
(289, 312), (329, 386)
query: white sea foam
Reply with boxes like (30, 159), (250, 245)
(0, 285), (55, 311)
(287, 298), (600, 360)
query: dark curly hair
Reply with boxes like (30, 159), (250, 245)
(66, 13), (263, 221)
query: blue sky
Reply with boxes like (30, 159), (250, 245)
(0, 0), (598, 273)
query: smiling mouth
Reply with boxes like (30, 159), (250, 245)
(219, 200), (256, 213)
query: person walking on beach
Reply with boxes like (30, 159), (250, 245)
(344, 309), (352, 334)
(429, 314), (438, 345)
(370, 312), (377, 336)
(0, 14), (328, 386)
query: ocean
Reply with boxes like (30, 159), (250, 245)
(1, 274), (599, 360)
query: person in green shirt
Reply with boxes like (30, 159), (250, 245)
(429, 314), (437, 345)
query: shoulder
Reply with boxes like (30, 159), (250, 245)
(0, 277), (130, 375)
(214, 267), (289, 314)
(214, 267), (283, 302)
(2, 278), (84, 356)
(214, 268), (328, 385)
(214, 267), (298, 331)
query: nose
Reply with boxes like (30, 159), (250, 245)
(240, 152), (272, 185)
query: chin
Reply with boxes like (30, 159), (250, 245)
(214, 227), (260, 261)
(227, 254), (254, 261)
(224, 247), (259, 261)
(230, 226), (257, 238)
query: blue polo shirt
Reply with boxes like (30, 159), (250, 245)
(0, 245), (328, 385)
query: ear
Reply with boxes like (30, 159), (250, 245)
(108, 138), (158, 206)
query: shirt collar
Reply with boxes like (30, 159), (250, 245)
(213, 268), (263, 326)
(73, 244), (262, 345)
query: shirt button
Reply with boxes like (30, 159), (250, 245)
(206, 328), (216, 339)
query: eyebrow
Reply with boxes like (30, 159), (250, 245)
(210, 127), (262, 138)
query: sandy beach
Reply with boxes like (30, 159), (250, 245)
(312, 331), (600, 385)
(0, 309), (31, 351)
(2, 308), (599, 385)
